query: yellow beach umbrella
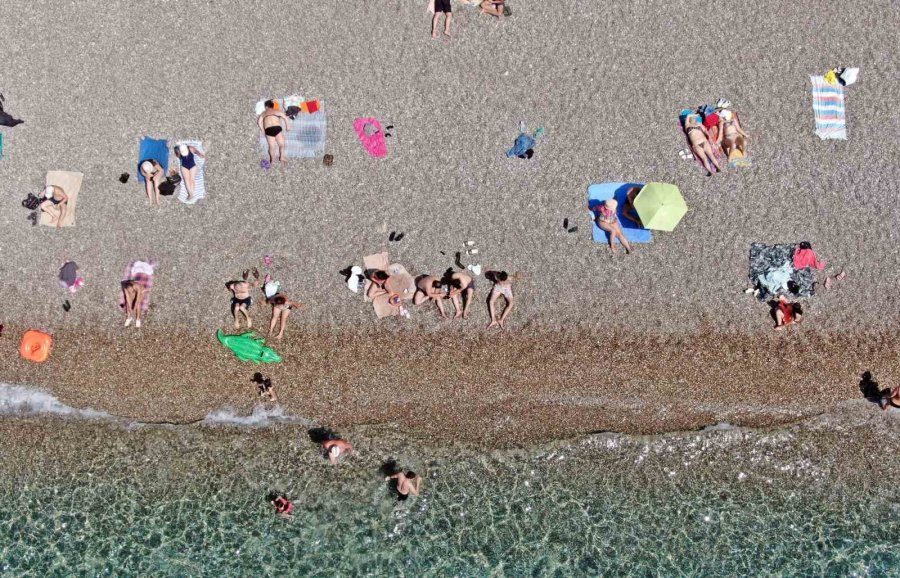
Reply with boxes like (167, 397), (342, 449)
(632, 183), (688, 232)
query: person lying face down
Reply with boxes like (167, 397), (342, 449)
(366, 270), (390, 300)
(39, 185), (68, 228)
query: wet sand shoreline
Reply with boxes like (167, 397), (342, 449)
(2, 324), (895, 447)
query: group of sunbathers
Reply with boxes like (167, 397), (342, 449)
(139, 143), (205, 207)
(225, 268), (305, 340)
(431, 0), (508, 39)
(367, 266), (517, 328)
(681, 100), (750, 176)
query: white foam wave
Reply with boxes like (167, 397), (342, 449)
(0, 383), (113, 420)
(201, 405), (312, 427)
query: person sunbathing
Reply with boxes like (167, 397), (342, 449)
(486, 270), (515, 329)
(620, 186), (643, 228)
(39, 185), (68, 229)
(140, 160), (165, 207)
(480, 0), (505, 17)
(226, 269), (259, 329)
(446, 271), (475, 319)
(413, 275), (448, 319)
(121, 280), (146, 328)
(592, 199), (632, 254)
(684, 114), (721, 176)
(717, 110), (749, 157)
(257, 100), (291, 165)
(266, 292), (304, 340)
(774, 295), (802, 330)
(366, 270), (390, 300)
(174, 144), (205, 201)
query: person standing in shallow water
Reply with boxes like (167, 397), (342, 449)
(386, 471), (422, 501)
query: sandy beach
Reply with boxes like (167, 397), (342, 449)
(1, 0), (899, 446)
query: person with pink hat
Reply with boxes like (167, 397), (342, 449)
(592, 198), (633, 255)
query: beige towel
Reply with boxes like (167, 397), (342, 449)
(363, 251), (389, 302)
(39, 171), (83, 228)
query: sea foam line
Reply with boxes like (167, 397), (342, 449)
(0, 383), (113, 420)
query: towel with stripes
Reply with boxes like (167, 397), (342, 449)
(175, 140), (207, 204)
(258, 97), (327, 158)
(810, 76), (847, 140)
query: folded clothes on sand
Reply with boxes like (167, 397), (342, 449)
(506, 133), (535, 158)
(749, 243), (815, 300)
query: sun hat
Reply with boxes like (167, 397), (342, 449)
(178, 144), (189, 156)
(141, 161), (155, 174)
(44, 185), (55, 198)
(604, 199), (618, 210)
(264, 281), (281, 298)
(721, 109), (733, 121)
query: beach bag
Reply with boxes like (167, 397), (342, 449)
(158, 174), (181, 196)
(22, 193), (41, 210)
(503, 3), (511, 16)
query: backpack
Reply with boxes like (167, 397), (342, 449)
(22, 193), (41, 210)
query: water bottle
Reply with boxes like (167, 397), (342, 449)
(518, 120), (527, 134)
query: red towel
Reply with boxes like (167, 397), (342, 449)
(793, 247), (825, 270)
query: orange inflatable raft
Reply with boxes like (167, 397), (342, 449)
(19, 330), (52, 363)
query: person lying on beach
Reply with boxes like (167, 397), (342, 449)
(431, 0), (452, 38)
(620, 186), (643, 228)
(683, 114), (722, 176)
(39, 185), (68, 229)
(266, 292), (305, 340)
(486, 270), (515, 329)
(881, 386), (900, 411)
(140, 160), (165, 207)
(446, 271), (475, 319)
(121, 280), (146, 328)
(717, 110), (748, 158)
(774, 295), (802, 330)
(174, 144), (205, 201)
(386, 471), (422, 501)
(226, 269), (259, 329)
(268, 493), (293, 517)
(592, 199), (633, 254)
(413, 275), (448, 319)
(480, 0), (505, 17)
(257, 100), (291, 165)
(322, 439), (353, 465)
(366, 270), (390, 300)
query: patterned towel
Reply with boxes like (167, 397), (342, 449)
(258, 97), (327, 158)
(175, 140), (206, 205)
(118, 261), (155, 312)
(810, 76), (847, 140)
(749, 244), (815, 301)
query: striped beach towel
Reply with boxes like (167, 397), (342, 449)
(810, 76), (847, 140)
(118, 261), (156, 312)
(258, 97), (327, 159)
(175, 140), (206, 205)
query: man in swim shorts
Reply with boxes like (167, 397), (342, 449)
(486, 270), (515, 329)
(257, 100), (291, 164)
(322, 438), (353, 465)
(431, 0), (452, 39)
(226, 269), (259, 329)
(447, 271), (475, 319)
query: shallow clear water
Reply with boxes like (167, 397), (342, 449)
(0, 389), (898, 576)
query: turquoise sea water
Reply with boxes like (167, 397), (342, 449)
(0, 386), (898, 577)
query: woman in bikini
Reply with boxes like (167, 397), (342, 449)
(266, 291), (305, 340)
(39, 185), (68, 229)
(717, 109), (749, 158)
(592, 199), (632, 255)
(684, 114), (722, 176)
(257, 100), (291, 165)
(139, 160), (165, 208)
(174, 144), (205, 201)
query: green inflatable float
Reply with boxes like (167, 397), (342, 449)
(216, 330), (283, 364)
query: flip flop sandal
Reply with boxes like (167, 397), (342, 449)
(394, 233), (405, 242)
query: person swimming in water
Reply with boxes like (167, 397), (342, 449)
(257, 100), (292, 165)
(385, 470), (422, 501)
(268, 492), (293, 517)
(322, 438), (353, 465)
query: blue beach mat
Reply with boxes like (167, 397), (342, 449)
(588, 182), (653, 244)
(137, 137), (169, 183)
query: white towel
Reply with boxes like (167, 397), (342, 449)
(175, 140), (206, 204)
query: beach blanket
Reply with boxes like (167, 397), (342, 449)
(353, 118), (387, 158)
(174, 140), (207, 204)
(588, 183), (653, 244)
(138, 137), (169, 183)
(118, 261), (156, 312)
(810, 76), (847, 140)
(749, 243), (815, 301)
(39, 170), (83, 228)
(258, 97), (327, 158)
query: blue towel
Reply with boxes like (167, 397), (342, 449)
(588, 182), (653, 244)
(137, 137), (169, 183)
(506, 133), (535, 158)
